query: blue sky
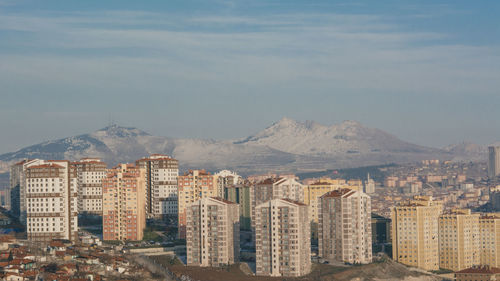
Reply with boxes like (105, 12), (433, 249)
(0, 0), (499, 153)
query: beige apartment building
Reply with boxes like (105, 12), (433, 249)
(391, 196), (443, 271)
(480, 214), (500, 267)
(186, 197), (239, 267)
(255, 199), (311, 277)
(136, 154), (179, 218)
(438, 209), (480, 271)
(73, 158), (107, 215)
(102, 164), (146, 241)
(178, 170), (219, 239)
(318, 189), (372, 264)
(25, 160), (78, 242)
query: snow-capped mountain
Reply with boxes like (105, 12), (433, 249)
(236, 117), (435, 155)
(0, 119), (454, 174)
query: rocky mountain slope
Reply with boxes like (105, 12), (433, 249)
(0, 118), (454, 174)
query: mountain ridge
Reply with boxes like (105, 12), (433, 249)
(0, 119), (462, 175)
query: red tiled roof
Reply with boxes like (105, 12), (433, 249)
(321, 188), (355, 198)
(257, 177), (283, 185)
(310, 181), (333, 186)
(28, 163), (64, 169)
(280, 198), (307, 206)
(456, 265), (500, 274)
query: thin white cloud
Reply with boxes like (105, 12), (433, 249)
(0, 9), (498, 98)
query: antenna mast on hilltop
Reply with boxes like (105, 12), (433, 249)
(108, 113), (116, 127)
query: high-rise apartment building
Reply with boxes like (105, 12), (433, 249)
(136, 154), (179, 219)
(178, 170), (218, 239)
(224, 183), (253, 231)
(25, 160), (78, 242)
(10, 159), (45, 222)
(216, 170), (241, 198)
(102, 164), (146, 241)
(480, 214), (500, 267)
(252, 178), (304, 234)
(391, 196), (443, 271)
(0, 189), (10, 210)
(255, 199), (311, 277)
(303, 179), (346, 236)
(186, 197), (239, 267)
(438, 209), (480, 271)
(73, 158), (107, 215)
(489, 146), (500, 179)
(318, 189), (372, 264)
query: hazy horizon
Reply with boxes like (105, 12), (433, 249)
(1, 0), (499, 153)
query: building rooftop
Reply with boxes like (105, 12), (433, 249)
(456, 265), (500, 274)
(321, 188), (355, 198)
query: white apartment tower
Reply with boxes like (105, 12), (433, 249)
(73, 158), (107, 215)
(255, 199), (311, 277)
(489, 146), (500, 179)
(136, 154), (179, 218)
(318, 189), (372, 264)
(10, 159), (47, 223)
(186, 197), (239, 267)
(25, 160), (78, 242)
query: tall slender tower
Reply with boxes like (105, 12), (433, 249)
(489, 146), (500, 179)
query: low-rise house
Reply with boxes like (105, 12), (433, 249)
(455, 265), (500, 281)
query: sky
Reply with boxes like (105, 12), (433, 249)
(0, 0), (499, 153)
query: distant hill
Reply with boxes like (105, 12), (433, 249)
(0, 118), (455, 175)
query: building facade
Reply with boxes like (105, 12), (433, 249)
(318, 189), (372, 264)
(480, 214), (500, 267)
(136, 154), (179, 218)
(255, 199), (311, 277)
(224, 183), (253, 231)
(25, 161), (78, 242)
(178, 170), (218, 239)
(102, 164), (146, 241)
(364, 174), (375, 194)
(391, 196), (443, 271)
(73, 158), (107, 215)
(489, 146), (500, 179)
(303, 179), (346, 237)
(10, 159), (45, 222)
(438, 209), (480, 271)
(252, 178), (304, 234)
(455, 266), (500, 281)
(215, 170), (241, 198)
(186, 197), (239, 267)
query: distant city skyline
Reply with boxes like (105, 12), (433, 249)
(0, 0), (499, 153)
